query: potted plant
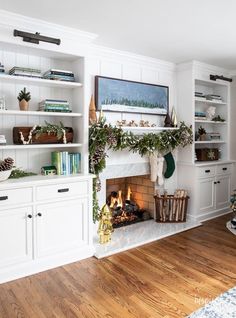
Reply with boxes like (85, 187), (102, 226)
(198, 126), (207, 141)
(17, 87), (31, 111)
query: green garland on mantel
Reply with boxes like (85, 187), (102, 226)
(89, 118), (193, 222)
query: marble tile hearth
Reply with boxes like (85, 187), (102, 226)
(94, 218), (202, 259)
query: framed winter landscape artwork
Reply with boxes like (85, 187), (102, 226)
(95, 76), (169, 115)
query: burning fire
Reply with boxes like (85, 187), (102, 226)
(109, 187), (131, 209)
(126, 186), (132, 201)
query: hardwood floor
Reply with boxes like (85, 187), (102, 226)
(0, 214), (236, 318)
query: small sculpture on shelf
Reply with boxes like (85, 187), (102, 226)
(17, 87), (31, 111)
(164, 112), (173, 127)
(171, 107), (178, 127)
(206, 106), (216, 120)
(127, 120), (138, 127)
(211, 115), (225, 122)
(41, 165), (57, 176)
(97, 204), (113, 244)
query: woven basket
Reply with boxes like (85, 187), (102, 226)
(154, 194), (189, 223)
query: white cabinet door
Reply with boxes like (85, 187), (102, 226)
(215, 175), (231, 210)
(0, 207), (33, 268)
(198, 177), (215, 214)
(35, 198), (88, 258)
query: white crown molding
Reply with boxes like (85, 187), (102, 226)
(89, 44), (176, 72)
(0, 9), (98, 43)
(177, 60), (230, 75)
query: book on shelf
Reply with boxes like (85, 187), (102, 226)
(51, 151), (81, 176)
(195, 117), (207, 120)
(9, 66), (42, 78)
(38, 99), (71, 112)
(43, 69), (75, 82)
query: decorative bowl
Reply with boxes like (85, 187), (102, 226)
(0, 169), (12, 182)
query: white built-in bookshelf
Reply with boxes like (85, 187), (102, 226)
(0, 42), (87, 175)
(177, 66), (230, 165)
(194, 79), (229, 163)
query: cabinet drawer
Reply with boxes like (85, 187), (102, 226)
(0, 187), (32, 207)
(36, 181), (88, 201)
(197, 166), (215, 178)
(216, 164), (231, 175)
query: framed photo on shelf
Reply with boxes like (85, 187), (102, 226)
(95, 75), (169, 115)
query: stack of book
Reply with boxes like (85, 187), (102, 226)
(0, 63), (5, 74)
(205, 94), (223, 102)
(38, 99), (71, 112)
(51, 151), (81, 175)
(43, 69), (75, 82)
(195, 92), (205, 98)
(9, 67), (42, 78)
(195, 111), (207, 120)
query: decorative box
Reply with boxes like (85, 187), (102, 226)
(13, 127), (73, 144)
(195, 148), (219, 161)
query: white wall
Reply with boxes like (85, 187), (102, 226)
(86, 46), (178, 194)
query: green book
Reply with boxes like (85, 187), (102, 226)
(51, 151), (61, 175)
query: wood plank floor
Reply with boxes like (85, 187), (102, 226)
(0, 214), (236, 318)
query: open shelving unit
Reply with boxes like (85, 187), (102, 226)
(0, 73), (83, 88)
(194, 78), (229, 163)
(0, 42), (87, 176)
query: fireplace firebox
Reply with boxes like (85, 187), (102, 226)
(106, 175), (155, 228)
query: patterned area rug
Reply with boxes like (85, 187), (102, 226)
(226, 221), (236, 235)
(187, 286), (236, 318)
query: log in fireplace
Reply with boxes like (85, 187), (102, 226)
(106, 175), (155, 228)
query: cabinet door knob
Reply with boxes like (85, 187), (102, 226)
(222, 168), (227, 171)
(214, 181), (217, 184)
(27, 214), (32, 219)
(218, 181), (221, 184)
(37, 213), (42, 217)
(205, 170), (210, 173)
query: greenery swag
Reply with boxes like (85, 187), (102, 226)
(89, 118), (193, 222)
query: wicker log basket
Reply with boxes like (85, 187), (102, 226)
(154, 190), (189, 223)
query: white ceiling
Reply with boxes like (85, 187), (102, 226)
(0, 0), (235, 69)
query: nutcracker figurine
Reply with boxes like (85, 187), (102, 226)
(97, 204), (113, 244)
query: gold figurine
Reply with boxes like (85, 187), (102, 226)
(98, 204), (113, 244)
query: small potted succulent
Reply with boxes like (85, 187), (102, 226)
(0, 157), (14, 181)
(17, 87), (31, 111)
(198, 126), (207, 141)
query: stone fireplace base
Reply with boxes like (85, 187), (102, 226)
(94, 218), (202, 259)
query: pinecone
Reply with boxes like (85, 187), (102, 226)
(91, 146), (105, 165)
(96, 177), (101, 192)
(107, 133), (117, 147)
(0, 157), (14, 171)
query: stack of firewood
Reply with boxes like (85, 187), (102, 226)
(154, 189), (189, 222)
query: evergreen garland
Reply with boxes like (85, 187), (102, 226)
(89, 119), (193, 222)
(9, 168), (37, 179)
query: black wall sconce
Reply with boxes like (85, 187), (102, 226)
(13, 29), (61, 46)
(210, 74), (232, 83)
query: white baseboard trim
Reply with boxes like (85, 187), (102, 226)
(0, 245), (95, 284)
